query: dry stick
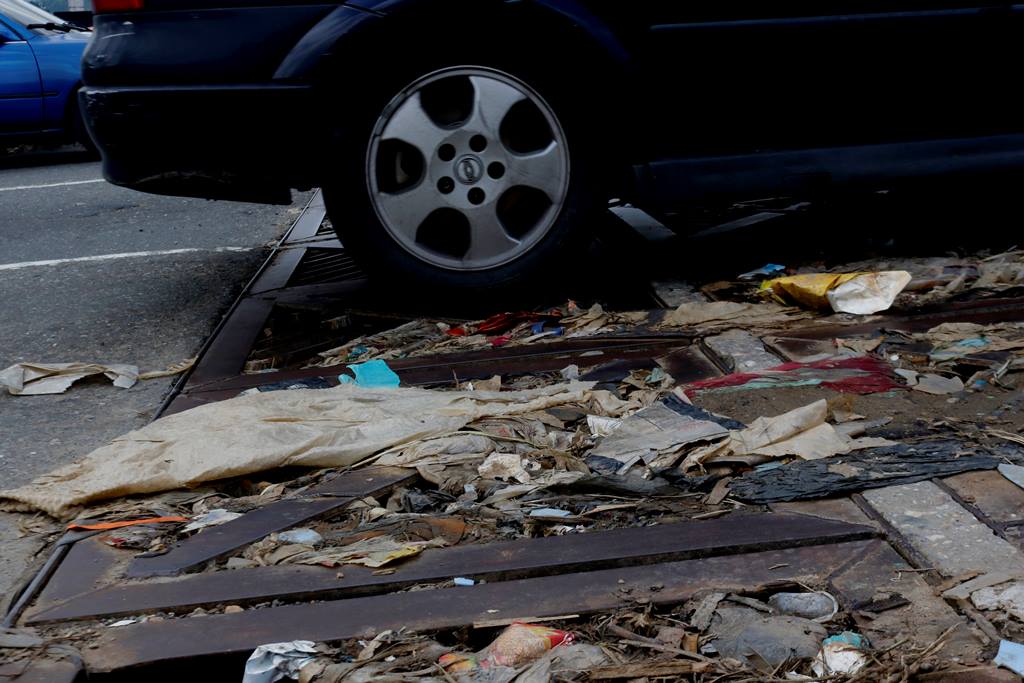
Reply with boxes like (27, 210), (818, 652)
(731, 676), (834, 683)
(605, 622), (659, 645)
(847, 638), (912, 683)
(434, 662), (458, 683)
(848, 624), (956, 683)
(954, 597), (1002, 644)
(603, 625), (674, 656)
(617, 639), (712, 663)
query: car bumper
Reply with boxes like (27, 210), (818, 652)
(80, 83), (317, 204)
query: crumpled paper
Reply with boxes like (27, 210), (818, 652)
(242, 640), (319, 683)
(0, 362), (138, 395)
(0, 382), (619, 517)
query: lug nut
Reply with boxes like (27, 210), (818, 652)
(438, 177), (455, 194)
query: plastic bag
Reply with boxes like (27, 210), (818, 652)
(761, 272), (911, 314)
(439, 623), (574, 672)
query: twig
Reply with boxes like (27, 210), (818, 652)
(605, 623), (657, 644)
(617, 638), (712, 662)
(434, 662), (458, 683)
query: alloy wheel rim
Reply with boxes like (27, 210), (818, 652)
(366, 66), (570, 272)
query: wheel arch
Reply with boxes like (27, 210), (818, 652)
(62, 80), (84, 135)
(274, 0), (637, 189)
(274, 0), (632, 85)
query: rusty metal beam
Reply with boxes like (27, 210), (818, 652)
(27, 534), (125, 619)
(176, 335), (699, 403)
(781, 296), (1024, 340)
(0, 658), (82, 683)
(28, 512), (875, 624)
(127, 467), (416, 578)
(82, 539), (875, 673)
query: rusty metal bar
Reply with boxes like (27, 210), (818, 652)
(82, 539), (876, 673)
(127, 467), (416, 578)
(28, 512), (876, 624)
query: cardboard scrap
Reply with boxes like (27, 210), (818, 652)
(0, 362), (138, 395)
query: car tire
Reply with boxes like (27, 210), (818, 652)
(321, 49), (605, 298)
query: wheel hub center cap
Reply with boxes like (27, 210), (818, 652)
(453, 154), (484, 185)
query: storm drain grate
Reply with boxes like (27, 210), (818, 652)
(286, 247), (365, 287)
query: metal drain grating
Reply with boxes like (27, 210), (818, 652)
(286, 247), (365, 287)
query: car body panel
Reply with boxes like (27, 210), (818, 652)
(0, 29), (44, 133)
(81, 0), (1024, 217)
(0, 0), (88, 140)
(80, 82), (313, 203)
(31, 30), (89, 128)
(83, 5), (333, 85)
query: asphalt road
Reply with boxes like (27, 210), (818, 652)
(0, 148), (310, 596)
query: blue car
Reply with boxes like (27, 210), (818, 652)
(0, 0), (91, 149)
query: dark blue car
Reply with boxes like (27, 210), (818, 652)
(80, 0), (1024, 292)
(0, 0), (91, 149)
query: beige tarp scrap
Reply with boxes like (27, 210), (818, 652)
(660, 301), (810, 331)
(0, 362), (139, 395)
(680, 399), (892, 471)
(0, 382), (610, 518)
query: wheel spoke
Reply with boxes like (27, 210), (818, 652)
(508, 141), (564, 199)
(381, 92), (446, 156)
(466, 75), (527, 136)
(374, 180), (438, 242)
(464, 205), (520, 262)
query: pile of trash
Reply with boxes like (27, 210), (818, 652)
(238, 595), (947, 683)
(4, 248), (1024, 681)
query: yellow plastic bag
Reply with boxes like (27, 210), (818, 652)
(760, 273), (861, 310)
(761, 271), (911, 314)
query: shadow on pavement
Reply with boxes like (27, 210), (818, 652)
(0, 144), (98, 171)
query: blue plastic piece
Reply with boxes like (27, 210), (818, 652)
(822, 631), (869, 649)
(339, 359), (400, 388)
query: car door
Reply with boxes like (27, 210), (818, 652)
(0, 16), (43, 135)
(582, 1), (1017, 158)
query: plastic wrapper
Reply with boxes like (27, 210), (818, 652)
(761, 271), (911, 314)
(811, 631), (869, 676)
(439, 623), (574, 672)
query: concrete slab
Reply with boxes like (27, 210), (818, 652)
(862, 481), (1024, 576)
(704, 329), (781, 373)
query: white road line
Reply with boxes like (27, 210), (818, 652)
(0, 178), (105, 192)
(0, 247), (254, 272)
